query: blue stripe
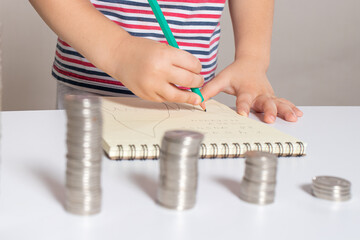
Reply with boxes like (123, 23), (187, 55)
(57, 44), (84, 58)
(53, 71), (135, 95)
(204, 72), (215, 82)
(100, 10), (219, 26)
(186, 43), (218, 56)
(54, 58), (111, 78)
(97, 0), (224, 11)
(202, 60), (217, 69)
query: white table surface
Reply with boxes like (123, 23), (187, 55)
(0, 107), (359, 240)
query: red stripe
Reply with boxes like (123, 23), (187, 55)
(56, 51), (95, 68)
(198, 52), (217, 62)
(115, 21), (214, 34)
(53, 65), (125, 86)
(158, 0), (225, 3)
(209, 36), (220, 46)
(93, 4), (221, 19)
(58, 39), (71, 47)
(159, 36), (220, 48)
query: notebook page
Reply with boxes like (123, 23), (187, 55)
(102, 97), (305, 159)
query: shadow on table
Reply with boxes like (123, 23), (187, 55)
(300, 183), (314, 197)
(129, 172), (158, 201)
(214, 176), (241, 197)
(31, 167), (65, 205)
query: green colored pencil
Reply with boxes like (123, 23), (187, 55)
(147, 0), (205, 102)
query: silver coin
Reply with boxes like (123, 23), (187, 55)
(238, 191), (275, 205)
(245, 151), (277, 166)
(65, 204), (101, 216)
(241, 178), (277, 191)
(312, 176), (351, 190)
(157, 189), (196, 210)
(160, 142), (202, 156)
(164, 130), (204, 144)
(67, 159), (102, 168)
(311, 184), (350, 195)
(312, 191), (351, 202)
(244, 167), (277, 183)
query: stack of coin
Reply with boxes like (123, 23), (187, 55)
(157, 130), (204, 210)
(64, 95), (103, 215)
(239, 151), (278, 205)
(312, 176), (351, 201)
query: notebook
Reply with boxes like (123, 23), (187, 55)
(101, 97), (306, 160)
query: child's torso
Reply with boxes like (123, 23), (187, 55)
(53, 0), (226, 95)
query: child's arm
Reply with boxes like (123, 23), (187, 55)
(200, 0), (303, 123)
(29, 0), (204, 105)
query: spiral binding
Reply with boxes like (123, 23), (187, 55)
(296, 141), (305, 156)
(275, 142), (283, 157)
(244, 143), (251, 152)
(129, 144), (136, 160)
(222, 143), (230, 158)
(210, 143), (218, 159)
(200, 144), (207, 159)
(232, 143), (241, 158)
(254, 142), (262, 152)
(285, 142), (294, 157)
(141, 144), (148, 160)
(117, 145), (124, 160)
(265, 142), (273, 154)
(153, 144), (160, 160)
(114, 141), (305, 160)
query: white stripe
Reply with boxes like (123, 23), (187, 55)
(92, 0), (225, 11)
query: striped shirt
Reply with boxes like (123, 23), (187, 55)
(52, 0), (226, 95)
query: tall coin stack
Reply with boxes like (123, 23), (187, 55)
(157, 130), (204, 210)
(239, 151), (278, 205)
(312, 176), (351, 201)
(64, 95), (103, 215)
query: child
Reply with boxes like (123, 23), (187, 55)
(29, 0), (302, 123)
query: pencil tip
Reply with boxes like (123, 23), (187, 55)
(204, 109), (207, 112)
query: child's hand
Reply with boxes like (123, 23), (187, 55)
(200, 56), (303, 123)
(107, 35), (204, 105)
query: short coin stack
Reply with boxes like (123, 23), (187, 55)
(157, 130), (204, 210)
(312, 176), (351, 201)
(64, 95), (103, 215)
(239, 151), (278, 205)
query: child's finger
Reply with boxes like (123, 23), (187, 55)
(169, 67), (204, 88)
(276, 101), (298, 122)
(277, 98), (303, 117)
(235, 93), (254, 117)
(159, 84), (202, 105)
(253, 96), (277, 123)
(293, 107), (303, 117)
(171, 48), (202, 74)
(200, 76), (226, 101)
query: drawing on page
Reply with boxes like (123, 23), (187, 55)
(103, 102), (197, 138)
